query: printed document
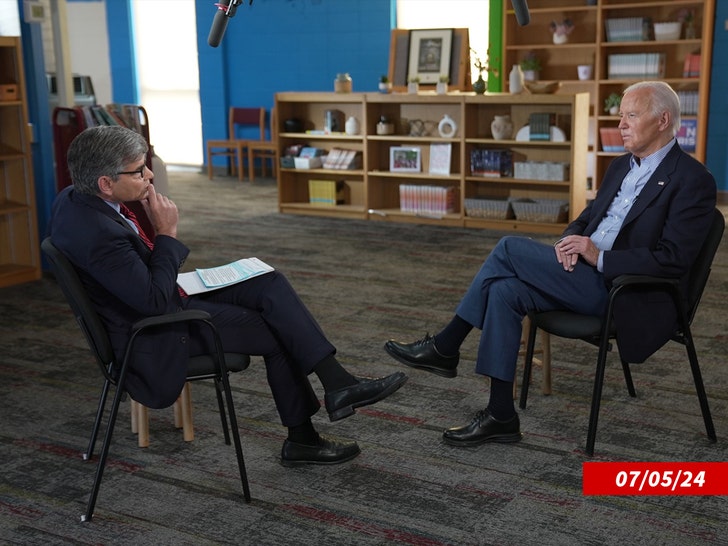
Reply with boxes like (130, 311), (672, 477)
(177, 257), (274, 295)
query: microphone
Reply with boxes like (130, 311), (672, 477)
(511, 0), (531, 26)
(207, 0), (248, 48)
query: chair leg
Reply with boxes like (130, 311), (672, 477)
(519, 319), (539, 409)
(179, 382), (194, 442)
(218, 370), (252, 502)
(215, 378), (231, 445)
(207, 149), (214, 180)
(585, 335), (612, 457)
(683, 327), (717, 442)
(81, 383), (127, 522)
(620, 360), (636, 397)
(541, 330), (552, 395)
(135, 401), (149, 448)
(248, 149), (255, 182)
(237, 146), (245, 182)
(84, 378), (111, 461)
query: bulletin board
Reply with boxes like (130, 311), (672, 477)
(387, 28), (471, 91)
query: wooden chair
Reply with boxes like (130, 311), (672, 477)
(248, 107), (278, 181)
(207, 107), (265, 181)
(130, 382), (194, 447)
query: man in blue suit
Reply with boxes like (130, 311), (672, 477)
(385, 81), (717, 446)
(49, 125), (407, 467)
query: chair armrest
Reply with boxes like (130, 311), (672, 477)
(131, 309), (213, 332)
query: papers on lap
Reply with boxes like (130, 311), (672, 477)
(177, 257), (274, 295)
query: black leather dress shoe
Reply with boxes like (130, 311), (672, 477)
(324, 371), (408, 422)
(442, 409), (522, 446)
(280, 434), (361, 467)
(384, 333), (459, 378)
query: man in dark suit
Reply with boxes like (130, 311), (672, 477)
(385, 81), (717, 446)
(48, 125), (407, 467)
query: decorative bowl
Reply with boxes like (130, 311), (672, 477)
(524, 81), (561, 94)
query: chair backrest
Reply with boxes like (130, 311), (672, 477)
(686, 209), (725, 323)
(229, 107), (265, 141)
(41, 237), (118, 383)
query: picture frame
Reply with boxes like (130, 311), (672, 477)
(428, 143), (452, 175)
(390, 146), (422, 173)
(407, 28), (453, 85)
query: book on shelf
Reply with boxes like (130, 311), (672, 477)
(177, 258), (274, 295)
(676, 119), (697, 153)
(528, 113), (553, 142)
(308, 179), (346, 205)
(428, 143), (452, 175)
(398, 184), (457, 217)
(683, 53), (701, 78)
(470, 149), (513, 177)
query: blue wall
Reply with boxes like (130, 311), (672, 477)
(194, 0), (395, 151)
(706, 2), (728, 189)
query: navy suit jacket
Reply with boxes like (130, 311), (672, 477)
(563, 142), (716, 362)
(49, 186), (191, 408)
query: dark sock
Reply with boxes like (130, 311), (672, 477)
(313, 353), (358, 392)
(433, 315), (472, 356)
(287, 419), (320, 445)
(487, 377), (516, 421)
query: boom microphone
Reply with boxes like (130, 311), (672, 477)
(208, 0), (249, 48)
(511, 0), (531, 26)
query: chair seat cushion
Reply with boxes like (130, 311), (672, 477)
(187, 353), (250, 379)
(532, 311), (611, 340)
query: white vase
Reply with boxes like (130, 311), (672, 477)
(491, 115), (513, 140)
(378, 82), (392, 94)
(552, 33), (568, 45)
(436, 82), (448, 95)
(509, 65), (524, 94)
(522, 69), (538, 82)
(437, 114), (458, 138)
(408, 82), (419, 94)
(345, 116), (360, 135)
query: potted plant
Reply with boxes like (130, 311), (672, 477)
(604, 92), (621, 115)
(378, 75), (392, 94)
(408, 76), (420, 94)
(436, 75), (449, 95)
(519, 52), (541, 82)
(470, 48), (493, 94)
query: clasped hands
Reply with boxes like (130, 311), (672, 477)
(553, 235), (599, 272)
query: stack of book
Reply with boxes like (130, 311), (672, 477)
(308, 179), (346, 206)
(607, 53), (665, 79)
(605, 17), (650, 42)
(683, 53), (701, 78)
(399, 185), (457, 216)
(322, 148), (362, 170)
(528, 113), (554, 141)
(677, 90), (699, 115)
(470, 149), (513, 177)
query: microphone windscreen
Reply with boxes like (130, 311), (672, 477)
(208, 10), (230, 47)
(511, 0), (531, 26)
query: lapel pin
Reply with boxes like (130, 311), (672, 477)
(658, 181), (665, 186)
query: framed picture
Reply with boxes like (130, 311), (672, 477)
(429, 143), (452, 175)
(407, 29), (453, 84)
(390, 146), (422, 173)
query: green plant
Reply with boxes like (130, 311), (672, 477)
(380, 75), (389, 83)
(438, 75), (449, 83)
(604, 92), (622, 113)
(409, 76), (420, 84)
(519, 52), (542, 72)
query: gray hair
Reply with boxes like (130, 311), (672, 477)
(623, 81), (681, 136)
(67, 125), (148, 195)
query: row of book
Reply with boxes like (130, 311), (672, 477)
(308, 179), (346, 206)
(470, 149), (513, 178)
(399, 184), (457, 216)
(72, 104), (147, 135)
(605, 17), (650, 42)
(607, 53), (665, 79)
(323, 148), (362, 170)
(677, 90), (699, 115)
(683, 53), (701, 78)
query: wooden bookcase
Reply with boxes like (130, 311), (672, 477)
(0, 36), (41, 288)
(502, 0), (715, 197)
(275, 91), (589, 235)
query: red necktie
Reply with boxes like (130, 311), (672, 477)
(119, 203), (187, 297)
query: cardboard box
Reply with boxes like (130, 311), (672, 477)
(0, 84), (19, 102)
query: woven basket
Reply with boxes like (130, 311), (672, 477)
(464, 198), (514, 220)
(511, 198), (569, 223)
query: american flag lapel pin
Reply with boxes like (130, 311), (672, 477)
(658, 181), (665, 186)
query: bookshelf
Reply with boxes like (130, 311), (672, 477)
(0, 37), (41, 288)
(502, 0), (715, 197)
(275, 92), (589, 235)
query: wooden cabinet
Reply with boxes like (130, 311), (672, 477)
(276, 91), (589, 235)
(0, 36), (41, 288)
(502, 0), (715, 196)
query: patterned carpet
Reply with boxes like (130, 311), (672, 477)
(1, 170), (726, 545)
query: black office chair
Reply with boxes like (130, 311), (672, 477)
(520, 209), (724, 456)
(41, 237), (252, 522)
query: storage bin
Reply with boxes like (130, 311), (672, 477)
(511, 198), (569, 223)
(464, 198), (514, 220)
(653, 22), (681, 41)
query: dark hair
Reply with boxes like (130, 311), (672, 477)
(67, 125), (148, 195)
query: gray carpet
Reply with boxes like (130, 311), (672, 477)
(1, 169), (727, 545)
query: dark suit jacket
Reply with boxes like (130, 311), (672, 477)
(49, 186), (191, 408)
(563, 142), (717, 362)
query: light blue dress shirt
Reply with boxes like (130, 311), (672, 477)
(590, 139), (676, 271)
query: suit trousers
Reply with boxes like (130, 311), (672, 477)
(183, 271), (334, 427)
(455, 236), (609, 381)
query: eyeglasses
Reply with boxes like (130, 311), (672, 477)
(115, 164), (147, 179)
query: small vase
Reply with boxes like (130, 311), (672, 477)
(334, 73), (352, 93)
(345, 116), (360, 135)
(378, 82), (392, 94)
(509, 65), (524, 94)
(522, 70), (538, 82)
(437, 114), (458, 138)
(472, 74), (486, 95)
(552, 33), (569, 45)
(408, 82), (419, 94)
(436, 81), (448, 95)
(491, 115), (513, 141)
